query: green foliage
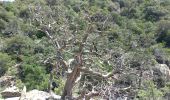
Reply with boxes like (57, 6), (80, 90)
(2, 2), (18, 14)
(0, 0), (170, 99)
(0, 52), (14, 76)
(114, 0), (132, 8)
(15, 79), (25, 90)
(138, 81), (164, 100)
(4, 34), (33, 55)
(164, 48), (170, 55)
(156, 21), (170, 47)
(112, 12), (125, 26)
(54, 78), (64, 95)
(144, 5), (167, 21)
(0, 5), (16, 22)
(19, 63), (48, 90)
(127, 20), (144, 35)
(121, 7), (141, 19)
(161, 82), (170, 96)
(35, 30), (46, 39)
(0, 19), (7, 31)
(0, 94), (3, 99)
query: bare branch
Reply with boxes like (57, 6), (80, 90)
(75, 90), (100, 100)
(80, 67), (118, 79)
(85, 91), (100, 100)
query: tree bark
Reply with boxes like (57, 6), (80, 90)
(61, 55), (82, 100)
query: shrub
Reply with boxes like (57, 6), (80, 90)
(144, 5), (167, 21)
(0, 19), (7, 31)
(138, 81), (164, 100)
(0, 53), (14, 76)
(121, 7), (141, 19)
(19, 63), (48, 90)
(4, 34), (33, 55)
(127, 21), (144, 35)
(156, 21), (170, 47)
(112, 12), (125, 26)
(113, 0), (131, 8)
(0, 8), (15, 22)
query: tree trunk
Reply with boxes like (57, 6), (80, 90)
(61, 65), (81, 100)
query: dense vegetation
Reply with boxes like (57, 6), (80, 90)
(0, 0), (170, 99)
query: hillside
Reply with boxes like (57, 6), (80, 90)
(0, 0), (170, 100)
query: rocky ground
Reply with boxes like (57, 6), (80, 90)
(0, 76), (60, 100)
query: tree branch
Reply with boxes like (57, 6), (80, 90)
(80, 67), (118, 79)
(74, 90), (100, 100)
(85, 91), (100, 100)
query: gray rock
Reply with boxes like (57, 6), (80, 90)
(0, 76), (15, 87)
(153, 64), (170, 87)
(1, 86), (61, 100)
(5, 97), (19, 100)
(20, 89), (61, 100)
(1, 86), (21, 98)
(154, 64), (170, 77)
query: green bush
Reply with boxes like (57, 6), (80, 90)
(138, 81), (164, 100)
(0, 9), (15, 22)
(54, 78), (64, 95)
(0, 53), (14, 76)
(121, 8), (140, 19)
(156, 21), (170, 47)
(3, 2), (18, 14)
(4, 34), (34, 55)
(113, 0), (131, 8)
(112, 12), (125, 26)
(0, 19), (7, 31)
(144, 5), (167, 21)
(127, 20), (144, 35)
(19, 63), (48, 90)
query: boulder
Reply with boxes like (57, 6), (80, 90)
(153, 64), (170, 87)
(5, 97), (20, 100)
(0, 76), (15, 87)
(20, 90), (50, 100)
(19, 89), (61, 100)
(1, 86), (61, 100)
(153, 64), (170, 77)
(1, 86), (21, 98)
